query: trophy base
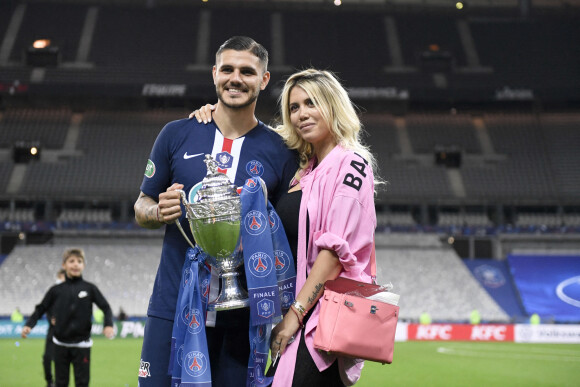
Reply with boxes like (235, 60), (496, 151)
(208, 298), (250, 311)
(207, 271), (249, 311)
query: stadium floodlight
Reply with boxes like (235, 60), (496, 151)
(26, 38), (60, 67)
(12, 141), (41, 163)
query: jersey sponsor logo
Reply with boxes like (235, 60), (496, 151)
(248, 252), (273, 278)
(183, 152), (204, 160)
(215, 151), (233, 169)
(274, 250), (290, 275)
(144, 159), (155, 178)
(246, 160), (264, 177)
(138, 359), (151, 378)
(244, 210), (267, 236)
(257, 299), (275, 319)
(184, 351), (208, 378)
(78, 291), (88, 298)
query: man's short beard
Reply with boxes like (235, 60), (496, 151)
(216, 89), (259, 109)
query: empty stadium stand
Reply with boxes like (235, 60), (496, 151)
(0, 0), (579, 321)
(0, 238), (161, 317)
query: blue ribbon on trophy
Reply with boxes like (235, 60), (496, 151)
(170, 247), (212, 387)
(240, 178), (296, 387)
(170, 155), (296, 387)
(267, 202), (297, 313)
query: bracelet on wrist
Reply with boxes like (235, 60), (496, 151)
(156, 206), (163, 223)
(292, 300), (307, 317)
(290, 305), (304, 329)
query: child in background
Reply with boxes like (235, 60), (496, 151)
(22, 248), (114, 387)
(41, 269), (66, 387)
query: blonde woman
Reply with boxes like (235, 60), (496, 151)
(191, 69), (380, 386)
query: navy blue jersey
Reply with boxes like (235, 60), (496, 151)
(140, 118), (298, 320)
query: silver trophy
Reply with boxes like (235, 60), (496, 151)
(175, 155), (248, 311)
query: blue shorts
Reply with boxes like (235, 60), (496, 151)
(138, 311), (251, 387)
(139, 316), (173, 387)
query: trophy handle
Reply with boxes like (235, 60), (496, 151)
(174, 189), (195, 249)
(259, 177), (268, 206)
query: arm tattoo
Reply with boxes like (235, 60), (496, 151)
(307, 283), (324, 306)
(134, 192), (162, 229)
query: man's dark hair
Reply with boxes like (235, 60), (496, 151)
(216, 36), (269, 71)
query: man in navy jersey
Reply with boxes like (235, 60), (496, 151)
(134, 36), (297, 386)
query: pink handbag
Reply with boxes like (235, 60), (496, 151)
(313, 246), (399, 364)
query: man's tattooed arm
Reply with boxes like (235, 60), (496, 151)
(134, 191), (163, 229)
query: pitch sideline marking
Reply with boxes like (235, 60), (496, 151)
(436, 346), (580, 362)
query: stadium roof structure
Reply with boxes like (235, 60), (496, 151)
(18, 0), (580, 8)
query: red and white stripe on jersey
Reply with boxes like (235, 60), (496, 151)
(210, 129), (245, 183)
(206, 129), (245, 327)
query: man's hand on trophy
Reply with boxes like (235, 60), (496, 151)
(158, 183), (184, 224)
(189, 103), (216, 123)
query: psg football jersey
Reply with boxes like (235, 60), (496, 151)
(140, 117), (297, 321)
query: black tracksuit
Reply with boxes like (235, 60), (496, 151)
(25, 275), (113, 387)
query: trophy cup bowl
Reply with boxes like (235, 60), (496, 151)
(175, 155), (249, 311)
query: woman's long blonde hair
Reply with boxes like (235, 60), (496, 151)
(274, 69), (381, 185)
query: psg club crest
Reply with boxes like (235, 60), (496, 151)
(248, 252), (273, 278)
(184, 351), (208, 378)
(256, 325), (266, 342)
(215, 151), (233, 169)
(246, 160), (264, 177)
(243, 178), (262, 194)
(201, 278), (210, 303)
(176, 345), (185, 367)
(181, 306), (203, 334)
(183, 267), (192, 288)
(268, 210), (280, 233)
(244, 210), (267, 235)
(274, 250), (290, 275)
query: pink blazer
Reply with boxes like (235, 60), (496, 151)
(273, 145), (376, 386)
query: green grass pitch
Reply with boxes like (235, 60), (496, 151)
(1, 338), (579, 386)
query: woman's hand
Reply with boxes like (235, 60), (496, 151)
(189, 103), (216, 123)
(270, 309), (301, 357)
